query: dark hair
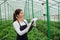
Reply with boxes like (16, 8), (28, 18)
(13, 9), (22, 22)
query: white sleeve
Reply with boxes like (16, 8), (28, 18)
(13, 21), (31, 36)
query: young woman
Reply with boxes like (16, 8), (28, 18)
(13, 9), (36, 40)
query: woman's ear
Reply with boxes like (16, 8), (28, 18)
(16, 16), (18, 19)
(16, 15), (18, 19)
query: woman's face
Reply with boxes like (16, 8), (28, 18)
(18, 11), (24, 18)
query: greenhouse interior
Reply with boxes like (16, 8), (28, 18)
(0, 0), (60, 40)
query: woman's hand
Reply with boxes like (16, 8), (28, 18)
(31, 18), (38, 26)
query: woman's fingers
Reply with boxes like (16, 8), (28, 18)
(31, 18), (38, 26)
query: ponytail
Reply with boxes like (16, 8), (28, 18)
(13, 13), (17, 22)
